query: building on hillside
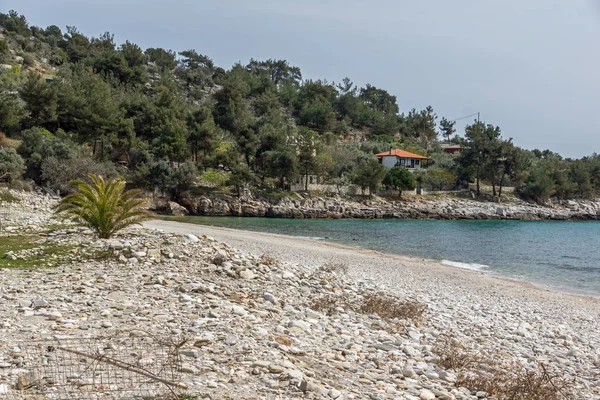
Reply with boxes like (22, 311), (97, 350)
(441, 144), (466, 154)
(375, 149), (429, 169)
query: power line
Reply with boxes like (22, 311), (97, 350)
(449, 112), (480, 123)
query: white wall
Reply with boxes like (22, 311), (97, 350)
(380, 156), (423, 169)
(381, 156), (398, 168)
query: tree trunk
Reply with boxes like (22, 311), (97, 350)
(398, 188), (402, 198)
(476, 168), (481, 195)
(305, 172), (308, 191)
(498, 172), (506, 202)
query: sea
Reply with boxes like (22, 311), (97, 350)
(172, 216), (600, 297)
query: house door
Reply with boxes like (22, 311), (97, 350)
(410, 159), (415, 168)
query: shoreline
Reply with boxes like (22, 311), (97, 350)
(151, 217), (600, 302)
(167, 192), (600, 221)
(2, 189), (600, 398)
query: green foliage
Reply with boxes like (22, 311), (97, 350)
(21, 53), (35, 67)
(41, 156), (118, 195)
(201, 169), (230, 186)
(0, 9), (597, 204)
(55, 174), (149, 239)
(19, 72), (58, 128)
(352, 157), (387, 198)
(0, 147), (25, 182)
(0, 40), (8, 54)
(18, 127), (74, 182)
(0, 10), (30, 37)
(383, 166), (416, 197)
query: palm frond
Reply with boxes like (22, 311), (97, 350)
(55, 174), (151, 239)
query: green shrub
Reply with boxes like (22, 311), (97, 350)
(41, 156), (118, 195)
(55, 174), (150, 239)
(200, 169), (229, 187)
(22, 53), (35, 67)
(0, 147), (25, 182)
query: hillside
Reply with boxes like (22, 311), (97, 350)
(0, 9), (599, 205)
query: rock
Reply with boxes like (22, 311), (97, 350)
(185, 234), (200, 243)
(329, 388), (342, 398)
(263, 292), (277, 303)
(239, 269), (256, 280)
(165, 201), (189, 216)
(402, 367), (417, 378)
(419, 389), (435, 400)
(289, 320), (310, 331)
(232, 305), (247, 316)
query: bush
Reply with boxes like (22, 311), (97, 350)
(55, 174), (149, 239)
(41, 156), (118, 195)
(0, 147), (25, 182)
(22, 53), (35, 67)
(433, 333), (574, 400)
(200, 169), (229, 187)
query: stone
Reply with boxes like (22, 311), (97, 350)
(165, 201), (189, 216)
(185, 234), (200, 243)
(419, 389), (435, 400)
(232, 305), (247, 316)
(239, 269), (256, 280)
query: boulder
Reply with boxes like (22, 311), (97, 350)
(165, 201), (189, 216)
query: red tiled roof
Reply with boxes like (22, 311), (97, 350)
(375, 149), (429, 159)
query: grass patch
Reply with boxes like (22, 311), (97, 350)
(433, 333), (574, 400)
(0, 235), (75, 269)
(0, 190), (19, 203)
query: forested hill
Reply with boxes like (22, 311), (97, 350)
(0, 9), (598, 203)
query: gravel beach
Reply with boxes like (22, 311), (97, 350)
(0, 190), (598, 399)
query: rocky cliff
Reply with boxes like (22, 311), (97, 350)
(165, 193), (600, 221)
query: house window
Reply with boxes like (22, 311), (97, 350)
(415, 159), (420, 166)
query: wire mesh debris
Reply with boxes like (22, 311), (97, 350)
(0, 333), (187, 399)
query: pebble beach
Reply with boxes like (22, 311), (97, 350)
(1, 189), (599, 399)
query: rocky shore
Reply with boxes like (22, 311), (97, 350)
(166, 192), (600, 221)
(1, 189), (599, 399)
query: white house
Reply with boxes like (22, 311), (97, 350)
(375, 149), (429, 169)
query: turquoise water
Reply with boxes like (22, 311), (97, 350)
(173, 216), (600, 297)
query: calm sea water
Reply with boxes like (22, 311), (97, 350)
(172, 216), (600, 297)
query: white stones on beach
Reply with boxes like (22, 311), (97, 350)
(2, 191), (600, 399)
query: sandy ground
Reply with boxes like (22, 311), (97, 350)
(145, 219), (600, 317)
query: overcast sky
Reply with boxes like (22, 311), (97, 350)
(4, 0), (600, 158)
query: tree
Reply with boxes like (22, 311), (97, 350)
(186, 107), (217, 165)
(297, 128), (318, 191)
(383, 166), (416, 198)
(246, 58), (302, 85)
(266, 148), (297, 189)
(228, 165), (254, 195)
(19, 72), (58, 128)
(352, 157), (387, 198)
(458, 121), (501, 195)
(145, 47), (177, 71)
(55, 174), (149, 239)
(439, 117), (456, 141)
(0, 147), (25, 182)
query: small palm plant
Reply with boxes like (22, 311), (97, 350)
(55, 174), (150, 239)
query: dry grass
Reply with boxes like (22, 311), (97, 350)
(319, 261), (349, 275)
(310, 292), (426, 326)
(259, 253), (278, 266)
(433, 333), (481, 371)
(433, 333), (574, 400)
(359, 293), (427, 324)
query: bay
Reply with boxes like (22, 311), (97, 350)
(171, 216), (600, 297)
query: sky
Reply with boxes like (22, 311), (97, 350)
(3, 0), (600, 158)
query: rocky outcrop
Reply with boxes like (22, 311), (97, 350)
(174, 192), (600, 221)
